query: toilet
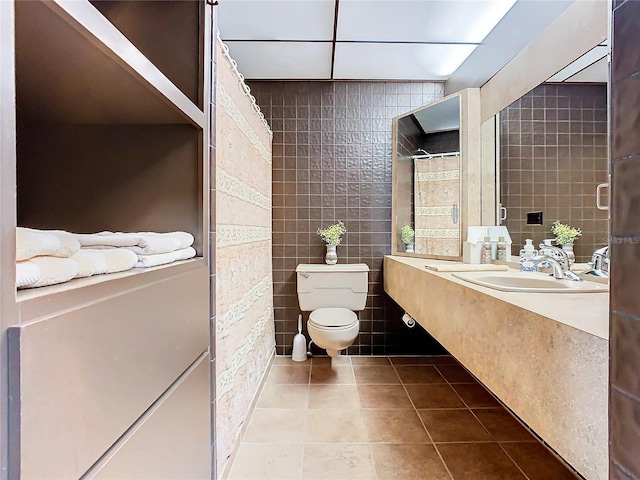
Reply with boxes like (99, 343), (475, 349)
(296, 263), (369, 357)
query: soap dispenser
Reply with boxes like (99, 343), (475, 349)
(519, 239), (538, 272)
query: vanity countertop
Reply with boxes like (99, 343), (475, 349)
(386, 255), (609, 340)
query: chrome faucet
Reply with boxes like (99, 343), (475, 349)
(583, 246), (609, 278)
(534, 244), (583, 281)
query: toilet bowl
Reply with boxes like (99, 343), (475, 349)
(296, 263), (369, 357)
(307, 308), (359, 358)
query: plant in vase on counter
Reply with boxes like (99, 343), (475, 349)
(317, 221), (346, 265)
(551, 220), (582, 266)
(401, 224), (415, 253)
(551, 221), (582, 246)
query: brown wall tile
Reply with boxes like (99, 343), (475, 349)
(611, 390), (640, 479)
(611, 2), (640, 477)
(500, 84), (608, 262)
(249, 81), (448, 355)
(611, 313), (640, 398)
(612, 156), (640, 235)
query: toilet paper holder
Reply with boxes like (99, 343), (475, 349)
(402, 312), (416, 328)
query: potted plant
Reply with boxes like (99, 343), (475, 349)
(401, 224), (415, 253)
(317, 221), (346, 264)
(551, 220), (582, 266)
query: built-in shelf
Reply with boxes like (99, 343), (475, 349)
(4, 0), (212, 476)
(16, 258), (206, 322)
(15, 0), (205, 126)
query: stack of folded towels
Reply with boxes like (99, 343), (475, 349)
(16, 228), (196, 289)
(73, 231), (196, 268)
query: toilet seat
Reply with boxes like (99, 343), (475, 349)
(308, 307), (357, 329)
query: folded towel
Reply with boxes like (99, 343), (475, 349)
(19, 257), (79, 288)
(16, 227), (80, 261)
(425, 263), (510, 272)
(76, 248), (138, 276)
(135, 246), (196, 268)
(16, 261), (42, 288)
(74, 231), (194, 255)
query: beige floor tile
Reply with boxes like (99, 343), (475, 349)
(257, 384), (309, 409)
(353, 365), (400, 384)
(452, 384), (501, 408)
(405, 384), (466, 409)
(305, 409), (367, 443)
(243, 408), (306, 443)
(395, 365), (447, 384)
(310, 365), (355, 384)
(227, 443), (303, 480)
(437, 443), (526, 480)
(309, 384), (360, 409)
(302, 444), (375, 479)
(267, 365), (310, 385)
(389, 355), (459, 365)
(473, 408), (537, 442)
(436, 364), (478, 384)
(357, 384), (413, 409)
(362, 409), (431, 443)
(371, 443), (451, 480)
(312, 355), (352, 366)
(274, 356), (308, 366)
(501, 442), (581, 480)
(350, 356), (391, 365)
(418, 409), (493, 442)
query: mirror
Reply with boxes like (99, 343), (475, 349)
(393, 95), (462, 258)
(495, 44), (609, 263)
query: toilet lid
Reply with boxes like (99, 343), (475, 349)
(309, 308), (358, 328)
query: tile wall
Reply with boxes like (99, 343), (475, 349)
(500, 84), (608, 262)
(248, 81), (448, 355)
(610, 2), (640, 479)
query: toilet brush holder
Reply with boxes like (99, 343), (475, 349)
(292, 314), (308, 362)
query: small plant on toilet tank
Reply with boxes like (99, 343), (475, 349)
(317, 221), (346, 265)
(316, 221), (346, 245)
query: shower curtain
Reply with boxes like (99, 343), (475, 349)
(414, 155), (461, 256)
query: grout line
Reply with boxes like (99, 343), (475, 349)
(389, 358), (455, 480)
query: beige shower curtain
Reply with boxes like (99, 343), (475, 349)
(414, 155), (460, 256)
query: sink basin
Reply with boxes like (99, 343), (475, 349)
(452, 270), (609, 293)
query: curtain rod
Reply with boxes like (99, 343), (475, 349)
(412, 151), (460, 159)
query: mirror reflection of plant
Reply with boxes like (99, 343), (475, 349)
(401, 224), (415, 245)
(317, 221), (346, 245)
(551, 220), (582, 245)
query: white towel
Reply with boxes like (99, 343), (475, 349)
(135, 246), (196, 268)
(76, 248), (137, 276)
(16, 261), (42, 288)
(20, 257), (79, 288)
(74, 231), (194, 255)
(16, 227), (80, 261)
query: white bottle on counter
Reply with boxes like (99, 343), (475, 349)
(519, 239), (537, 272)
(481, 236), (493, 264)
(497, 236), (508, 261)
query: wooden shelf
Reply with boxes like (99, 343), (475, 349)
(15, 0), (205, 126)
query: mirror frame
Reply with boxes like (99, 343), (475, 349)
(391, 88), (483, 260)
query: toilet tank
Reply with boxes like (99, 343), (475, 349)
(296, 263), (369, 311)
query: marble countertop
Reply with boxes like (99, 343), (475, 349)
(385, 256), (610, 340)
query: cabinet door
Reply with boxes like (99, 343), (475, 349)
(87, 354), (211, 480)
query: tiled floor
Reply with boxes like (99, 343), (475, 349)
(226, 355), (581, 480)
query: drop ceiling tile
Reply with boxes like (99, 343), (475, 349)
(333, 43), (477, 80)
(547, 45), (609, 82)
(337, 0), (516, 43)
(223, 41), (332, 79)
(565, 56), (609, 83)
(218, 0), (336, 41)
